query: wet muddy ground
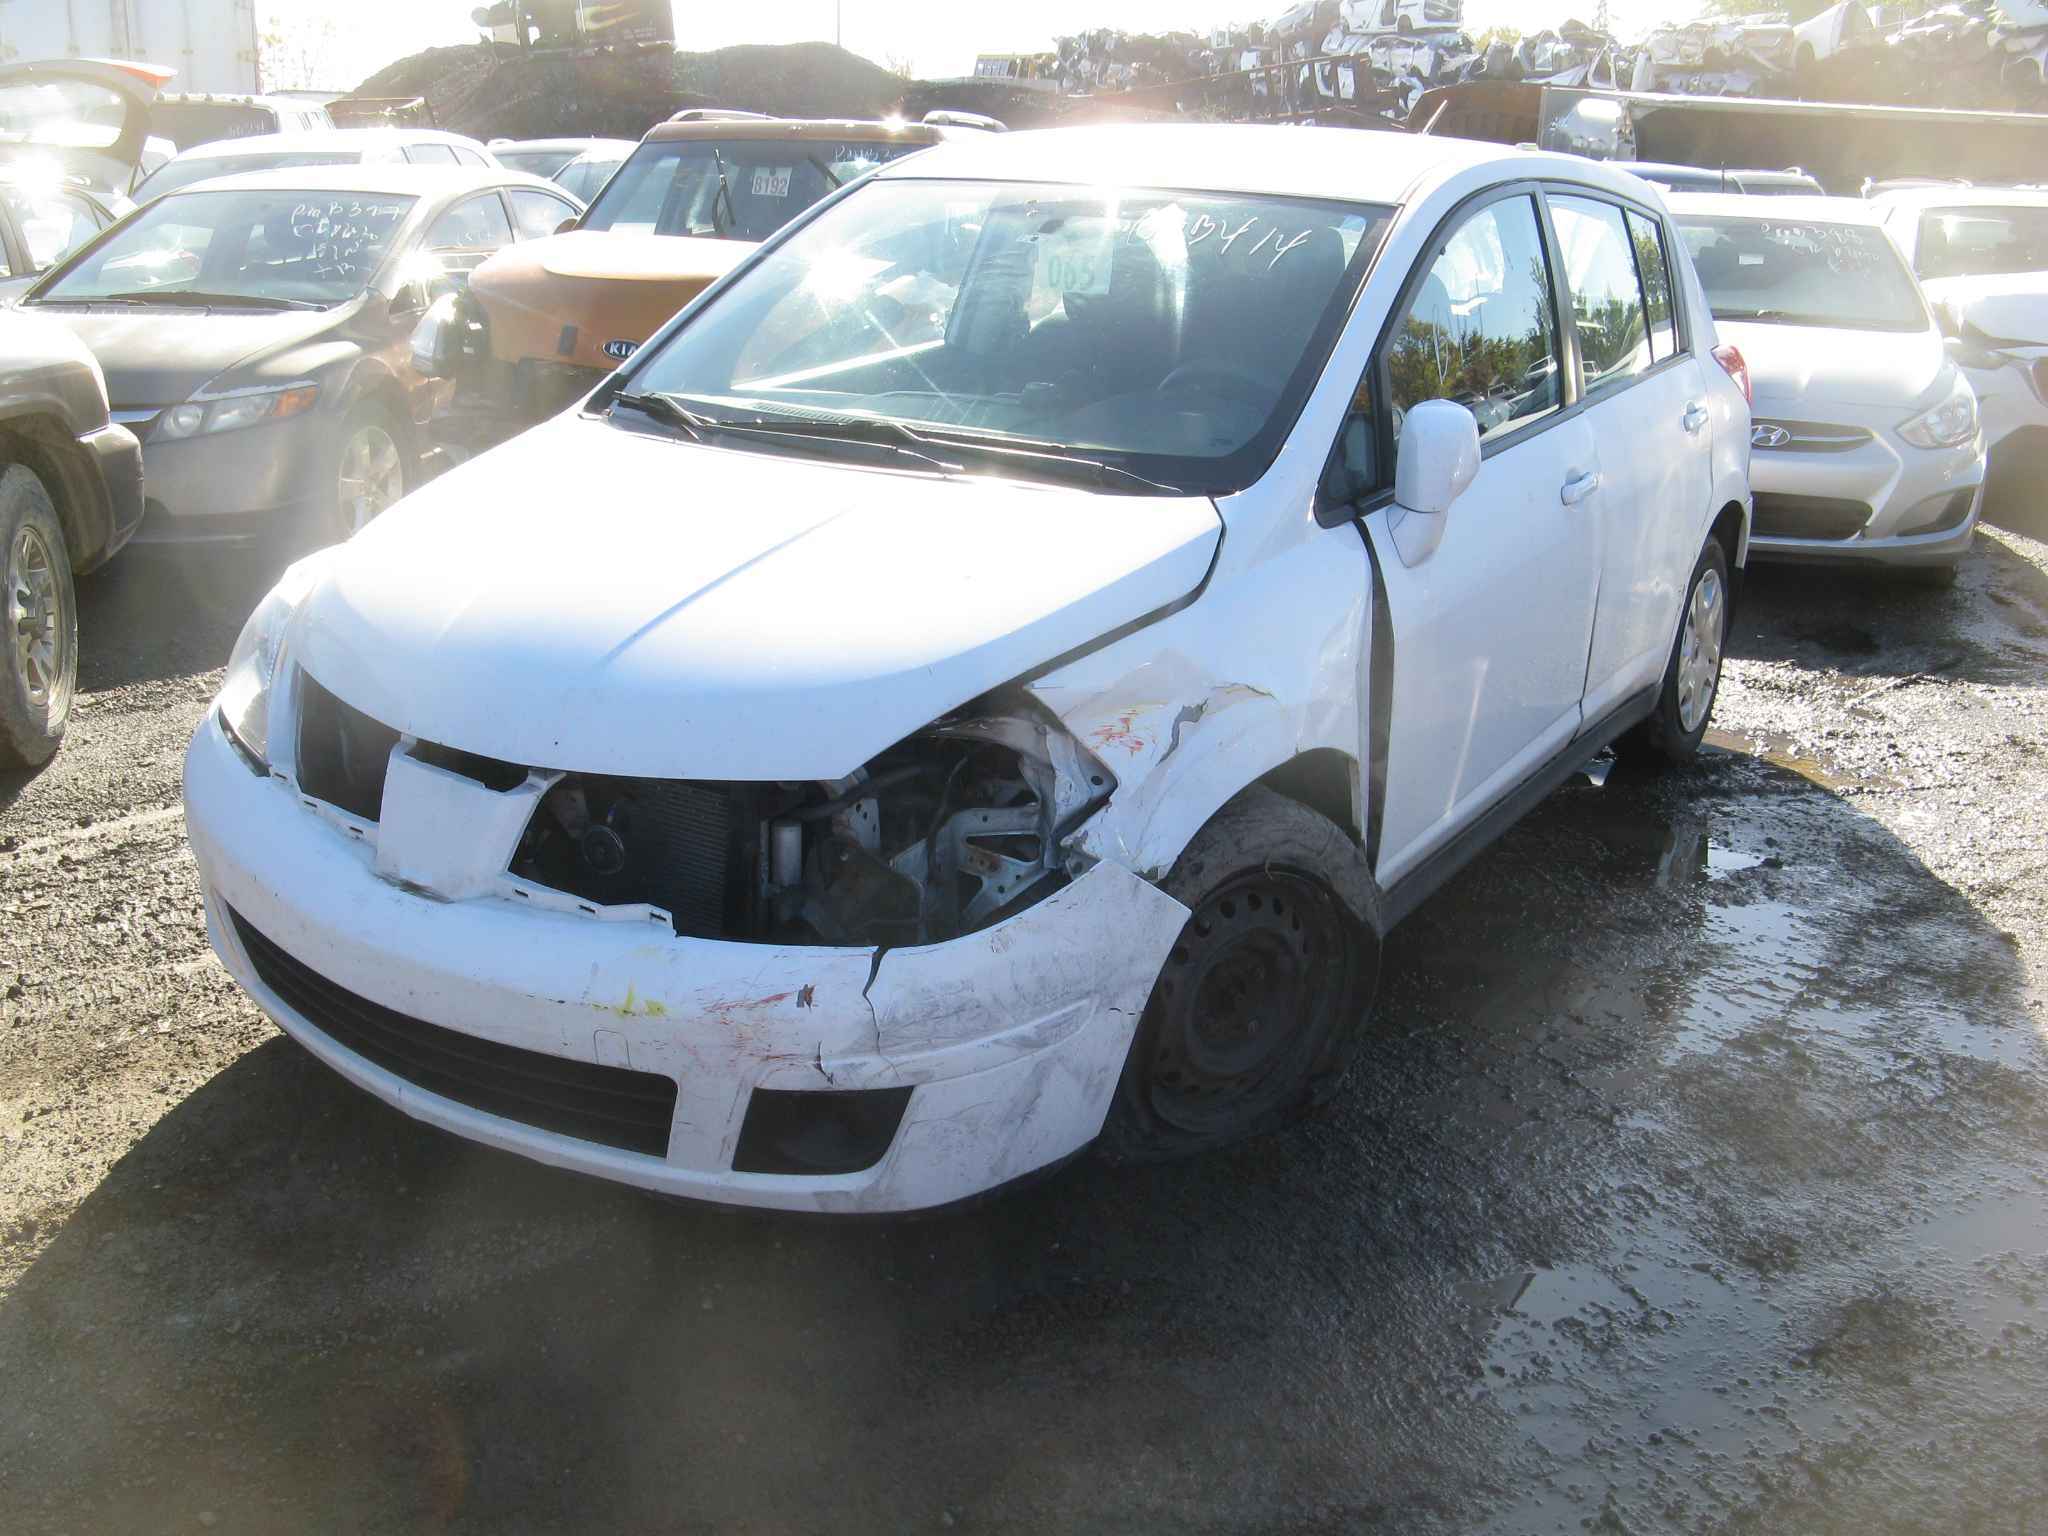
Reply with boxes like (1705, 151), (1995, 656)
(3, 520), (2047, 1533)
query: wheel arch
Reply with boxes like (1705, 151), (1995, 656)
(0, 414), (103, 573)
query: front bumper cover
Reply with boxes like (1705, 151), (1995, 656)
(184, 711), (1189, 1213)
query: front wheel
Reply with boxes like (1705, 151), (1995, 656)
(1099, 788), (1383, 1163)
(0, 464), (78, 770)
(326, 404), (408, 544)
(1619, 538), (1730, 769)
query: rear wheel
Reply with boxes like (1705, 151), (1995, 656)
(0, 464), (77, 770)
(1619, 538), (1729, 769)
(1100, 787), (1383, 1163)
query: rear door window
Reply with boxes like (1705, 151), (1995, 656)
(1623, 207), (1678, 360)
(1549, 195), (1652, 395)
(4, 187), (102, 270)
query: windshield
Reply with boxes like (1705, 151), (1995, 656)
(1915, 204), (2048, 281)
(620, 179), (1391, 495)
(497, 146), (580, 177)
(580, 137), (928, 240)
(136, 150), (360, 202)
(32, 186), (416, 307)
(0, 79), (127, 151)
(1675, 215), (1927, 333)
(151, 102), (280, 153)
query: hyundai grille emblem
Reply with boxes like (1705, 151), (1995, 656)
(1751, 423), (1791, 449)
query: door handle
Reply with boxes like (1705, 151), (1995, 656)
(1560, 470), (1602, 505)
(1682, 402), (1710, 434)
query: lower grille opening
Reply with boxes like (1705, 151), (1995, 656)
(229, 907), (678, 1157)
(1752, 493), (1872, 541)
(296, 671), (401, 820)
(732, 1086), (914, 1175)
(1896, 487), (1977, 537)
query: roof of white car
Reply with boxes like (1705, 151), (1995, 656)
(872, 123), (1643, 205)
(1867, 184), (2048, 213)
(169, 164), (562, 199)
(1665, 191), (1883, 224)
(160, 127), (489, 160)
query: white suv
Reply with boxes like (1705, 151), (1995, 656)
(184, 127), (1751, 1213)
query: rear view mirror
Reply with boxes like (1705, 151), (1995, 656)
(409, 292), (470, 379)
(1387, 400), (1481, 567)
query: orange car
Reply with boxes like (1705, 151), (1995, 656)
(423, 110), (1001, 435)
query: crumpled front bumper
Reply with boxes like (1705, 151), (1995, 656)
(183, 711), (1189, 1213)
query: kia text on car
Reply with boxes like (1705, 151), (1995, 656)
(184, 128), (1751, 1213)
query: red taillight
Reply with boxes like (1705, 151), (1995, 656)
(1712, 343), (1752, 408)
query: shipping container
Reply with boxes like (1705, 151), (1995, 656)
(0, 0), (260, 95)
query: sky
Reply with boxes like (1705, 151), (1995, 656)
(264, 0), (1688, 93)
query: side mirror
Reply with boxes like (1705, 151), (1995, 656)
(554, 216), (578, 236)
(1388, 400), (1480, 568)
(409, 292), (470, 379)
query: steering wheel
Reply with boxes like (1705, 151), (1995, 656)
(1156, 361), (1269, 404)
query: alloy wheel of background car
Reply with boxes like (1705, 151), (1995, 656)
(1102, 787), (1383, 1163)
(0, 465), (77, 770)
(334, 418), (405, 538)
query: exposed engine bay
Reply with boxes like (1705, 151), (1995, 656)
(508, 693), (1115, 946)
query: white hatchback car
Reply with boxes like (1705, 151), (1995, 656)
(1870, 186), (2048, 509)
(184, 127), (1751, 1214)
(1669, 193), (1985, 583)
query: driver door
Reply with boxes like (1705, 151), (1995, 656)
(1325, 187), (1603, 895)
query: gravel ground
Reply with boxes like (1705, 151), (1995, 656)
(2, 516), (2045, 1534)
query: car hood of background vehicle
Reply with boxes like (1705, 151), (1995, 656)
(291, 415), (1223, 781)
(1922, 271), (2048, 349)
(1715, 319), (1948, 410)
(40, 302), (353, 407)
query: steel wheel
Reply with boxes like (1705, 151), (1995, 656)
(1675, 565), (1724, 734)
(1135, 867), (1361, 1138)
(7, 522), (68, 717)
(335, 420), (403, 536)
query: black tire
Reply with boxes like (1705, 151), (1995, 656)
(0, 463), (78, 770)
(1618, 537), (1730, 770)
(1099, 787), (1384, 1164)
(321, 401), (409, 547)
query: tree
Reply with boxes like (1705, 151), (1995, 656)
(258, 9), (341, 91)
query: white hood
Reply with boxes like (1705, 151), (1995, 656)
(291, 413), (1223, 780)
(1922, 270), (2048, 350)
(1715, 319), (1949, 411)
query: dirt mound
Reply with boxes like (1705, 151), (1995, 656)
(351, 39), (1098, 141)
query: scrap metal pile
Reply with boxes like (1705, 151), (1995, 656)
(1050, 0), (2048, 125)
(1636, 0), (2048, 110)
(1051, 1), (1625, 120)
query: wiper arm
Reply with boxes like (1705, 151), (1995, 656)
(89, 289), (324, 311)
(608, 390), (710, 439)
(906, 428), (1191, 495)
(698, 413), (961, 474)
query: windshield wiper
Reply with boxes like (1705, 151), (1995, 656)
(608, 389), (710, 440)
(693, 413), (962, 474)
(904, 428), (1191, 495)
(87, 289), (325, 311)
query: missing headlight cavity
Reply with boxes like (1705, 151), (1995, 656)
(509, 694), (1115, 945)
